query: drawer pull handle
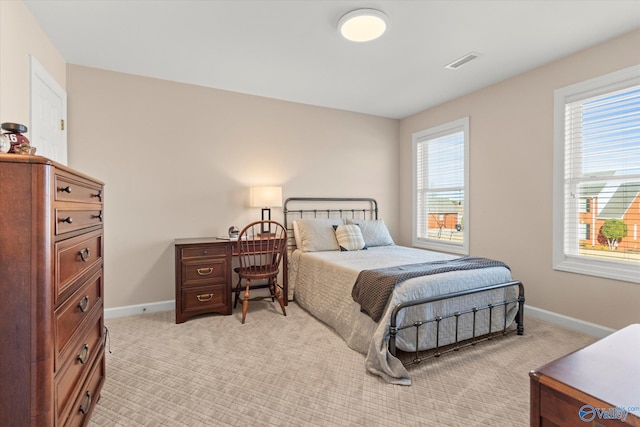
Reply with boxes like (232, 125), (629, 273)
(79, 248), (91, 262)
(203, 250), (208, 255)
(59, 186), (72, 193)
(92, 190), (102, 201)
(197, 267), (213, 276)
(79, 391), (92, 415)
(77, 344), (90, 364)
(92, 212), (103, 221)
(197, 293), (214, 302)
(60, 216), (73, 224)
(78, 295), (90, 313)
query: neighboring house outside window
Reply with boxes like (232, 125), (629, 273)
(553, 65), (640, 283)
(412, 117), (469, 255)
(578, 184), (640, 251)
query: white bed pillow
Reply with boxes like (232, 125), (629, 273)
(346, 218), (394, 247)
(333, 224), (367, 251)
(293, 218), (345, 252)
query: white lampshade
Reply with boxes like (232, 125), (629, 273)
(250, 186), (282, 208)
(338, 9), (389, 42)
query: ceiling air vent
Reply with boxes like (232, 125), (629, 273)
(445, 52), (482, 70)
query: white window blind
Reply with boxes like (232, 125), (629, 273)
(413, 117), (469, 254)
(554, 65), (640, 283)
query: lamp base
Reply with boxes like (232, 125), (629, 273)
(261, 208), (271, 234)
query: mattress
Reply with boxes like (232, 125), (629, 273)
(289, 245), (518, 385)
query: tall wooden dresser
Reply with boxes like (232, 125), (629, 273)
(0, 154), (105, 426)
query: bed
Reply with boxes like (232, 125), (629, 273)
(284, 197), (525, 385)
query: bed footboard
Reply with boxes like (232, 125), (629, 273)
(388, 281), (525, 364)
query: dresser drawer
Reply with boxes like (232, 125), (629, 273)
(182, 258), (228, 286)
(181, 244), (229, 259)
(539, 383), (583, 427)
(55, 171), (103, 205)
(181, 284), (230, 315)
(63, 352), (105, 427)
(55, 208), (103, 235)
(55, 269), (103, 372)
(55, 311), (103, 426)
(56, 230), (103, 303)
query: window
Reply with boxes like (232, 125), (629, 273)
(579, 223), (590, 241)
(553, 65), (640, 283)
(579, 198), (591, 213)
(412, 117), (469, 254)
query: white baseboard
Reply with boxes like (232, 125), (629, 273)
(104, 300), (174, 320)
(104, 300), (616, 338)
(525, 305), (615, 338)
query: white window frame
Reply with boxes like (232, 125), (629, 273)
(552, 65), (640, 284)
(412, 117), (469, 255)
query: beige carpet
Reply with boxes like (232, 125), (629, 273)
(88, 302), (595, 427)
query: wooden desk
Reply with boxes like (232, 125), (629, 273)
(174, 237), (288, 324)
(530, 324), (640, 427)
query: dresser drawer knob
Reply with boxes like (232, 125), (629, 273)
(197, 293), (214, 302)
(77, 344), (90, 365)
(196, 267), (213, 276)
(79, 391), (92, 415)
(92, 212), (103, 222)
(79, 248), (91, 262)
(60, 216), (73, 224)
(92, 190), (102, 201)
(78, 295), (90, 313)
(58, 185), (72, 193)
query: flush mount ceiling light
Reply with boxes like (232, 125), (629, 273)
(338, 8), (389, 42)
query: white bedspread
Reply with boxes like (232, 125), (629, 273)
(289, 245), (518, 385)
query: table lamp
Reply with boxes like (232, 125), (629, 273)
(250, 186), (282, 234)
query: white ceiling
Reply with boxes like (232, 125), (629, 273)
(24, 0), (640, 119)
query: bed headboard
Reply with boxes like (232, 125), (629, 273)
(283, 197), (378, 251)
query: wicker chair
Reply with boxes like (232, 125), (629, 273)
(233, 220), (287, 324)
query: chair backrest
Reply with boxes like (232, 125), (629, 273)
(236, 220), (287, 275)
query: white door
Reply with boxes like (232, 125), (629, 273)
(30, 55), (67, 165)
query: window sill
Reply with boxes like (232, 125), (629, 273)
(554, 255), (640, 284)
(412, 238), (468, 255)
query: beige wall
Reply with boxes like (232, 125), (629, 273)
(0, 0), (66, 125)
(399, 29), (640, 330)
(66, 65), (399, 309)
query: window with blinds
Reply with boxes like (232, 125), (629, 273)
(412, 117), (469, 254)
(553, 65), (640, 283)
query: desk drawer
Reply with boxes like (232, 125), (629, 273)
(55, 171), (103, 205)
(181, 244), (228, 259)
(56, 230), (103, 303)
(181, 284), (230, 316)
(182, 258), (228, 286)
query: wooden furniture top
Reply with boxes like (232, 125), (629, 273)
(174, 236), (284, 254)
(532, 323), (640, 418)
(0, 153), (105, 184)
(174, 237), (230, 246)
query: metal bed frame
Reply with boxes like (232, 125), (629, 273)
(283, 197), (525, 367)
